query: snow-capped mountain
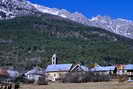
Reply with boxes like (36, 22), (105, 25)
(32, 4), (89, 25)
(88, 16), (133, 39)
(0, 0), (133, 39)
(0, 0), (89, 24)
(33, 3), (133, 39)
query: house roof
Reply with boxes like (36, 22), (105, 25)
(91, 65), (115, 72)
(45, 64), (73, 72)
(124, 64), (133, 70)
(79, 65), (89, 71)
(7, 70), (19, 78)
(25, 67), (43, 75)
(70, 64), (89, 72)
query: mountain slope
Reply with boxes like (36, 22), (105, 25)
(0, 14), (133, 69)
(0, 0), (133, 39)
(29, 2), (133, 39)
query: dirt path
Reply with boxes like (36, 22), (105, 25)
(20, 81), (133, 89)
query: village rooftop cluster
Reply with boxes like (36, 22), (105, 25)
(0, 54), (133, 86)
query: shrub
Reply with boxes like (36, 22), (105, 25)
(34, 77), (48, 85)
(62, 72), (111, 83)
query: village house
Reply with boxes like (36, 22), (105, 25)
(24, 67), (44, 82)
(90, 64), (133, 81)
(90, 65), (115, 75)
(45, 54), (89, 81)
(0, 68), (8, 77)
(45, 64), (89, 81)
(45, 64), (73, 81)
(0, 68), (19, 81)
(124, 64), (133, 80)
(115, 64), (133, 76)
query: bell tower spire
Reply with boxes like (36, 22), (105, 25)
(52, 54), (57, 65)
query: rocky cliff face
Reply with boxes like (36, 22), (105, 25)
(0, 0), (133, 39)
(0, 0), (38, 19)
(32, 4), (89, 25)
(88, 16), (133, 39)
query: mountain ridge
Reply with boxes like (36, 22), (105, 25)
(30, 1), (133, 39)
(0, 0), (133, 39)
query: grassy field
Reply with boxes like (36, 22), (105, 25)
(20, 81), (133, 89)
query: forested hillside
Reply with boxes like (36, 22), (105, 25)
(0, 14), (133, 69)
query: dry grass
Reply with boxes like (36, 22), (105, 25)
(20, 81), (133, 89)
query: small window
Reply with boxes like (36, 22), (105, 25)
(59, 73), (62, 76)
(54, 74), (56, 77)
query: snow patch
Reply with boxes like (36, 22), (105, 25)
(59, 14), (67, 18)
(32, 4), (59, 15)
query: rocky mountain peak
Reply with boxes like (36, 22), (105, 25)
(0, 0), (38, 19)
(88, 16), (133, 39)
(90, 15), (112, 21)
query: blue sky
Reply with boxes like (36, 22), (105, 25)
(28, 0), (133, 20)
